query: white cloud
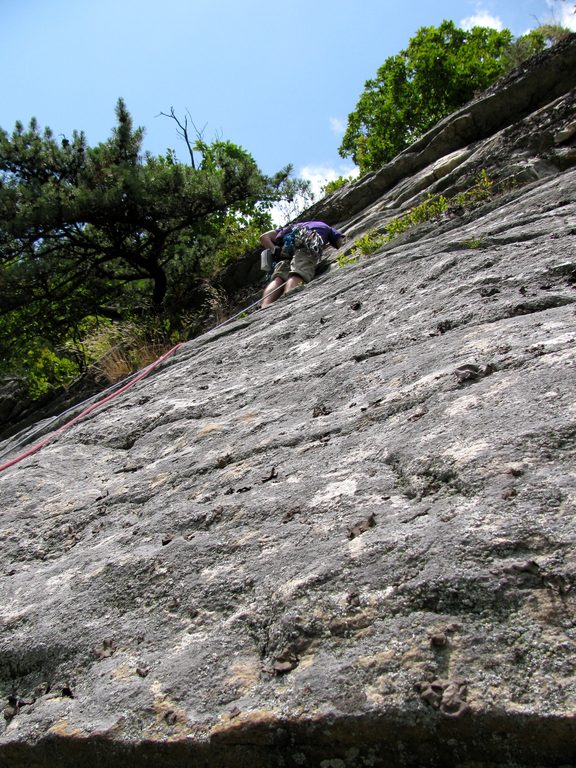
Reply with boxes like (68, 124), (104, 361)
(547, 0), (576, 30)
(269, 163), (360, 226)
(300, 162), (360, 199)
(329, 116), (347, 135)
(462, 1), (576, 33)
(460, 10), (504, 31)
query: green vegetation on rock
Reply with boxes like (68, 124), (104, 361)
(0, 99), (308, 399)
(339, 21), (568, 174)
(343, 169), (495, 263)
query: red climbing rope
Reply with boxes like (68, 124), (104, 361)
(0, 343), (183, 475)
(0, 278), (289, 476)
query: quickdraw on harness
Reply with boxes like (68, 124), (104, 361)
(282, 225), (323, 259)
(260, 225), (324, 280)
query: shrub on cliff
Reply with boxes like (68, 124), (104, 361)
(0, 99), (306, 398)
(338, 20), (565, 174)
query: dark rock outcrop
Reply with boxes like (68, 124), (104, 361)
(1, 37), (576, 767)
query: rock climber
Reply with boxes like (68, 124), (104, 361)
(260, 220), (346, 308)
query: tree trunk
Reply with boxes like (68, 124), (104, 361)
(151, 265), (168, 306)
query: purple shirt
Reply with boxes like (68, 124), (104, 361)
(276, 221), (343, 248)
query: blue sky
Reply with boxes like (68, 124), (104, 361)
(2, 0), (575, 199)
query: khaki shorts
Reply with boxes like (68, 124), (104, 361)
(270, 253), (315, 283)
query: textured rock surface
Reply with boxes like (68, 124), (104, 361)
(1, 39), (576, 768)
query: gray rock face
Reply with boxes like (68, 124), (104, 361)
(1, 39), (576, 768)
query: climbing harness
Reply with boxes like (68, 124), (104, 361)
(261, 226), (324, 282)
(0, 284), (286, 475)
(285, 226), (323, 260)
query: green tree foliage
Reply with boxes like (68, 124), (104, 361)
(339, 21), (518, 173)
(502, 24), (571, 70)
(0, 99), (305, 398)
(322, 175), (355, 196)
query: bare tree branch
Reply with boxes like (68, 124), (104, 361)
(157, 107), (208, 169)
